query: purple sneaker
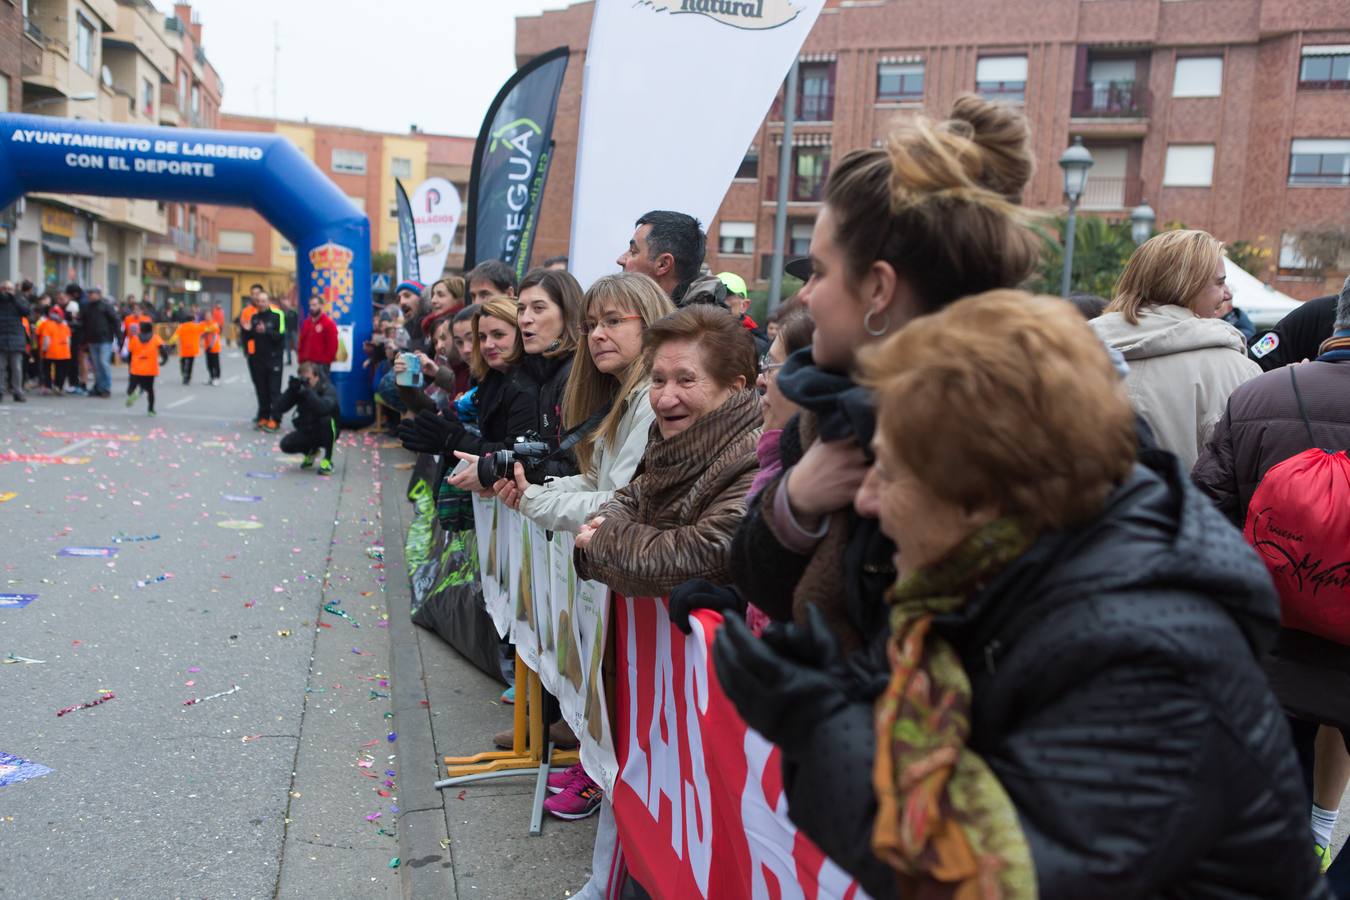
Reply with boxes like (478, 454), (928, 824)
(543, 771), (603, 820)
(547, 762), (584, 795)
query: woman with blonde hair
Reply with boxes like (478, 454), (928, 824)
(717, 94), (1042, 654)
(716, 290), (1320, 898)
(1091, 229), (1260, 468)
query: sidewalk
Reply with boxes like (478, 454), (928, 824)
(382, 448), (597, 900)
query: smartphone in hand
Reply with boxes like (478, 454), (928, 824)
(395, 352), (423, 388)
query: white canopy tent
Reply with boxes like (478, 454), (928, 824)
(1225, 257), (1304, 330)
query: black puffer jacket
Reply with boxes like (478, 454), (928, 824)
(782, 453), (1325, 899)
(510, 353), (578, 478)
(451, 368), (536, 457)
(275, 376), (339, 432)
(0, 291), (31, 353)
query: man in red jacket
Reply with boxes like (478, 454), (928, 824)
(297, 296), (338, 378)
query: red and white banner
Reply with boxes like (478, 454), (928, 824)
(612, 594), (868, 900)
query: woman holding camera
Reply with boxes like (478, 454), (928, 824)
(399, 298), (534, 465)
(493, 273), (674, 532)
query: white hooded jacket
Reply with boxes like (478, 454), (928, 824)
(1091, 304), (1261, 470)
(517, 382), (655, 534)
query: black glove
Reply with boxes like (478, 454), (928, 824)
(712, 604), (851, 756)
(668, 579), (746, 635)
(288, 375), (303, 392)
(398, 410), (462, 455)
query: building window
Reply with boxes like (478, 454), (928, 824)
(0, 75), (9, 114)
(789, 220), (813, 256)
(141, 77), (154, 115)
(1288, 139), (1350, 186)
(191, 84), (200, 116)
(798, 62), (835, 122)
(331, 149), (367, 175)
(388, 203), (398, 219)
(1300, 46), (1350, 90)
(735, 150), (759, 180)
(792, 146), (830, 201)
(976, 56), (1027, 102)
(75, 13), (95, 73)
(1163, 144), (1215, 187)
(177, 71), (188, 110)
(877, 62), (924, 102)
(391, 157), (412, 179)
(1279, 234), (1313, 271)
(1172, 57), (1223, 97)
(278, 239), (295, 256)
(718, 222), (755, 255)
(219, 230), (255, 255)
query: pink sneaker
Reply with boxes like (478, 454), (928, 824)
(543, 771), (603, 820)
(547, 762), (584, 795)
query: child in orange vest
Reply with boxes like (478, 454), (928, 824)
(170, 315), (206, 385)
(35, 306), (73, 394)
(126, 321), (167, 415)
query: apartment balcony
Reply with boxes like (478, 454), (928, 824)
(1077, 177), (1144, 212)
(20, 20), (72, 96)
(1072, 81), (1151, 118)
(159, 82), (180, 126)
(763, 174), (827, 204)
(149, 227), (217, 267)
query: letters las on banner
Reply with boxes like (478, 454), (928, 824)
(568, 0), (825, 287)
(394, 178), (420, 285)
(464, 46), (569, 279)
(612, 596), (867, 900)
(411, 177), (462, 283)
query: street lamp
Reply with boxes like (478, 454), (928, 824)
(1130, 201), (1156, 246)
(1058, 136), (1094, 296)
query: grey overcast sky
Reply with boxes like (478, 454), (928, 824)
(151, 0), (577, 136)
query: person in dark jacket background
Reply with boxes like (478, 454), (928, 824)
(714, 291), (1325, 899)
(1195, 275), (1350, 883)
(0, 280), (30, 401)
(81, 287), (120, 397)
(276, 362), (339, 475)
(249, 289), (287, 432)
(1249, 293), (1338, 371)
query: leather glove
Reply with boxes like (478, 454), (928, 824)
(712, 604), (851, 757)
(668, 579), (746, 635)
(398, 410), (462, 455)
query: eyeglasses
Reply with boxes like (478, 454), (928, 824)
(759, 354), (785, 375)
(581, 314), (642, 335)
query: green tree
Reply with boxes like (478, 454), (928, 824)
(1025, 214), (1137, 299)
(371, 250), (396, 276)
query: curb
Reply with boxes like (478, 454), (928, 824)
(381, 454), (456, 900)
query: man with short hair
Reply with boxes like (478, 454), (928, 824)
(81, 286), (120, 397)
(0, 280), (29, 402)
(282, 295), (299, 366)
(616, 210), (705, 300)
(248, 290), (287, 431)
(465, 260), (516, 305)
(298, 296), (338, 378)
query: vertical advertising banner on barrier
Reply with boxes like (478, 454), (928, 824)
(568, 0), (825, 288)
(412, 177), (462, 282)
(613, 597), (867, 900)
(395, 178), (420, 285)
(464, 46), (569, 279)
(471, 492), (512, 638)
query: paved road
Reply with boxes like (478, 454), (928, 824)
(0, 354), (404, 898)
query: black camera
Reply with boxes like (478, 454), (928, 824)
(478, 433), (554, 486)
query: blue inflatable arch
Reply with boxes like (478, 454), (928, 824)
(0, 113), (373, 424)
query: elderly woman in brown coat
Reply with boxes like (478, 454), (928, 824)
(573, 303), (761, 596)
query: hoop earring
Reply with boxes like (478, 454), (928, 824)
(863, 309), (890, 337)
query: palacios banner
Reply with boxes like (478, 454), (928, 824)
(612, 594), (867, 900)
(412, 177), (462, 283)
(464, 46), (569, 279)
(395, 178), (420, 284)
(568, 0), (825, 288)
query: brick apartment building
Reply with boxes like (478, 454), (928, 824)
(517, 0), (1350, 299)
(207, 115), (473, 319)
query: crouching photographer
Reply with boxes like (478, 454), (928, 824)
(277, 362), (340, 475)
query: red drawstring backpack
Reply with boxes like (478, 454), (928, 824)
(1243, 367), (1350, 645)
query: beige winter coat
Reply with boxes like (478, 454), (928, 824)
(1091, 304), (1261, 470)
(517, 383), (655, 534)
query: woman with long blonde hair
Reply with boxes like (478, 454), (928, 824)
(1092, 229), (1260, 468)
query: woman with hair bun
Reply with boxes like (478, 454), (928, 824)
(713, 94), (1042, 653)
